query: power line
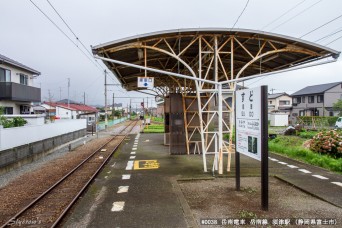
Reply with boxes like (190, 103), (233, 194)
(270, 0), (323, 32)
(325, 33), (342, 45)
(300, 13), (342, 38)
(260, 0), (307, 31)
(231, 0), (250, 30)
(315, 27), (342, 42)
(28, 0), (101, 71)
(45, 0), (105, 71)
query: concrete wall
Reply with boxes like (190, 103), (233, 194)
(0, 119), (86, 151)
(0, 128), (86, 174)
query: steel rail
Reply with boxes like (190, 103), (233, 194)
(52, 120), (139, 227)
(1, 120), (139, 228)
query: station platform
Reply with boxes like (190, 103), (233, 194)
(63, 133), (342, 228)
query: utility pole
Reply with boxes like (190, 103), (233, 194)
(67, 78), (70, 109)
(130, 98), (132, 117)
(83, 92), (86, 105)
(270, 88), (275, 94)
(112, 93), (115, 117)
(59, 87), (62, 100)
(104, 70), (108, 129)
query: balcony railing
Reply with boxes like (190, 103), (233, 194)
(0, 82), (41, 102)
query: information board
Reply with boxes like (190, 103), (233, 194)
(137, 77), (154, 88)
(236, 87), (262, 161)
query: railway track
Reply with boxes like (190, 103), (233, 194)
(1, 120), (139, 228)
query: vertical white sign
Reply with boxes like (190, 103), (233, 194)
(236, 87), (262, 161)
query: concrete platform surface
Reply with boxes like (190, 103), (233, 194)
(62, 133), (342, 228)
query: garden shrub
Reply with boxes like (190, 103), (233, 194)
(309, 130), (342, 158)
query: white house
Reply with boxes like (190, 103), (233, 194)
(42, 102), (98, 122)
(268, 93), (292, 114)
(0, 54), (41, 114)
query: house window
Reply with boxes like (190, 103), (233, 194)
(299, 110), (305, 116)
(279, 100), (290, 105)
(329, 111), (334, 116)
(308, 96), (314, 103)
(317, 95), (324, 103)
(20, 74), (28, 85)
(3, 107), (13, 114)
(269, 101), (272, 104)
(301, 96), (305, 103)
(0, 68), (11, 82)
(293, 97), (301, 104)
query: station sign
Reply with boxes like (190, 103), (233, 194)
(236, 86), (262, 160)
(137, 77), (154, 88)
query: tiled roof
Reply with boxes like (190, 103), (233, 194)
(44, 102), (98, 112)
(291, 82), (342, 96)
(268, 93), (289, 99)
(0, 53), (40, 75)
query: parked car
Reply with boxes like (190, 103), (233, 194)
(335, 117), (342, 129)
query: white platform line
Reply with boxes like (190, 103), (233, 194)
(125, 161), (134, 170)
(133, 145), (137, 148)
(269, 158), (279, 162)
(287, 165), (299, 169)
(331, 182), (342, 187)
(298, 169), (311, 174)
(107, 171), (111, 174)
(130, 152), (136, 155)
(117, 186), (129, 193)
(278, 161), (288, 165)
(122, 174), (131, 180)
(312, 175), (329, 180)
(132, 148), (137, 151)
(111, 162), (116, 168)
(111, 201), (125, 212)
(130, 156), (136, 159)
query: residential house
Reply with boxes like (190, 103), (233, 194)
(268, 93), (292, 114)
(291, 81), (342, 121)
(0, 54), (41, 114)
(42, 102), (98, 122)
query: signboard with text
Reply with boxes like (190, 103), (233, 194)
(137, 77), (154, 88)
(236, 87), (262, 161)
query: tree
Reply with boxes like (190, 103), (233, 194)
(333, 99), (342, 116)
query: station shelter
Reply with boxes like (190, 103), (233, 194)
(92, 28), (339, 174)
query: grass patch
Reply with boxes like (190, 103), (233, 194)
(143, 124), (164, 133)
(238, 210), (257, 219)
(269, 135), (342, 174)
(297, 130), (318, 139)
(151, 116), (164, 123)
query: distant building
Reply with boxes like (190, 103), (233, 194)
(268, 93), (292, 114)
(291, 81), (342, 120)
(0, 54), (41, 114)
(155, 97), (164, 118)
(42, 102), (98, 122)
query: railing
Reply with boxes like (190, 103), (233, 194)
(0, 82), (41, 102)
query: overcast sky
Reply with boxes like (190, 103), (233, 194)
(1, 0), (342, 107)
